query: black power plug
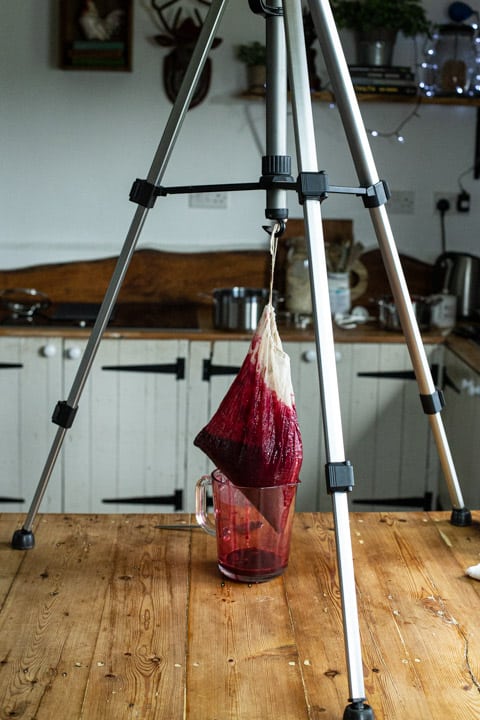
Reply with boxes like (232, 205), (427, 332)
(456, 190), (471, 213)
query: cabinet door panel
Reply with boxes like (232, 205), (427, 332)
(63, 339), (188, 513)
(441, 350), (480, 509)
(343, 343), (438, 511)
(184, 341), (212, 511)
(286, 342), (323, 511)
(0, 337), (62, 513)
(184, 340), (251, 511)
(287, 341), (440, 512)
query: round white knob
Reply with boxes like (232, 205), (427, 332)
(302, 349), (342, 363)
(65, 346), (82, 360)
(40, 344), (57, 358)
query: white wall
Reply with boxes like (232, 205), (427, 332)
(1, 0), (479, 269)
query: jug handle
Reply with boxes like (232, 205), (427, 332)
(195, 475), (216, 536)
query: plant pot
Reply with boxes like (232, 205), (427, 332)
(356, 28), (397, 66)
(246, 65), (266, 95)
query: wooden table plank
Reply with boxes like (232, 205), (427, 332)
(0, 514), (191, 720)
(186, 527), (309, 720)
(284, 512), (354, 715)
(79, 516), (191, 720)
(350, 512), (480, 720)
(0, 514), (29, 602)
(0, 515), (116, 719)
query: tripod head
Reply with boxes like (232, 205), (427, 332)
(249, 0), (283, 16)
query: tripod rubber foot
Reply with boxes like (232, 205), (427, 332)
(11, 528), (35, 550)
(343, 701), (375, 720)
(450, 507), (472, 527)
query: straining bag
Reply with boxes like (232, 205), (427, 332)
(194, 302), (303, 490)
(194, 224), (302, 533)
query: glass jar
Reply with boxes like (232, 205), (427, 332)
(285, 237), (312, 318)
(421, 23), (480, 96)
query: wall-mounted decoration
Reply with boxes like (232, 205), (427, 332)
(59, 0), (133, 71)
(146, 0), (222, 108)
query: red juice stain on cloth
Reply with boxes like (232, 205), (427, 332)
(194, 332), (302, 489)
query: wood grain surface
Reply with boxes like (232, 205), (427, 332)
(1, 511), (480, 719)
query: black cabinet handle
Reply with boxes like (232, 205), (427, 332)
(357, 364), (440, 384)
(202, 358), (241, 381)
(102, 357), (185, 380)
(102, 489), (183, 510)
(0, 363), (23, 370)
(0, 496), (24, 503)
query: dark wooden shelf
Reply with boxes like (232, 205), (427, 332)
(238, 89), (480, 106)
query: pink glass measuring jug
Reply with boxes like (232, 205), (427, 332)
(195, 469), (297, 583)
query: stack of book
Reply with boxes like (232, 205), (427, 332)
(349, 66), (418, 97)
(67, 41), (126, 68)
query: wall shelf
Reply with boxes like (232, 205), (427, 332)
(238, 89), (480, 107)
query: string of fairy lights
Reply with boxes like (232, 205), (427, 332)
(324, 92), (423, 143)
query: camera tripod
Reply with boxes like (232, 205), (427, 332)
(11, 0), (471, 717)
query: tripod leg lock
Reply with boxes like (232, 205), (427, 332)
(326, 461), (355, 494)
(297, 171), (329, 204)
(420, 389), (445, 415)
(52, 401), (78, 429)
(361, 179), (390, 208)
(129, 179), (159, 208)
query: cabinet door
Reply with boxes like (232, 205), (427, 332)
(63, 338), (188, 513)
(337, 343), (440, 511)
(285, 342), (324, 512)
(184, 340), (251, 511)
(440, 350), (480, 509)
(288, 342), (441, 512)
(0, 337), (63, 513)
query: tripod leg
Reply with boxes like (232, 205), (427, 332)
(11, 0), (230, 550)
(283, 2), (374, 717)
(308, 0), (471, 527)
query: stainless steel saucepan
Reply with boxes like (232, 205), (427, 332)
(212, 287), (279, 331)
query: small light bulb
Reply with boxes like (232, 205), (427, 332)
(371, 129), (379, 137)
(397, 134), (405, 143)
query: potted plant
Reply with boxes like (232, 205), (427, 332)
(236, 41), (267, 94)
(331, 0), (432, 66)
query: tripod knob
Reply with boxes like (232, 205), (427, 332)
(65, 346), (82, 360)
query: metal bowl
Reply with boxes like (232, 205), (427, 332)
(377, 296), (433, 331)
(0, 288), (51, 318)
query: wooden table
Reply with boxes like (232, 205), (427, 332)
(1, 511), (480, 719)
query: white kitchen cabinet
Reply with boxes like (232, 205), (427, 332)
(2, 335), (444, 516)
(0, 337), (63, 513)
(62, 338), (189, 513)
(287, 341), (442, 512)
(440, 348), (480, 510)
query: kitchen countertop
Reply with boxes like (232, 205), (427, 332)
(1, 511), (480, 719)
(1, 303), (479, 373)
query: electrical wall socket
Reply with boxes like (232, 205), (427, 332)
(189, 191), (229, 209)
(433, 192), (458, 214)
(387, 190), (415, 214)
